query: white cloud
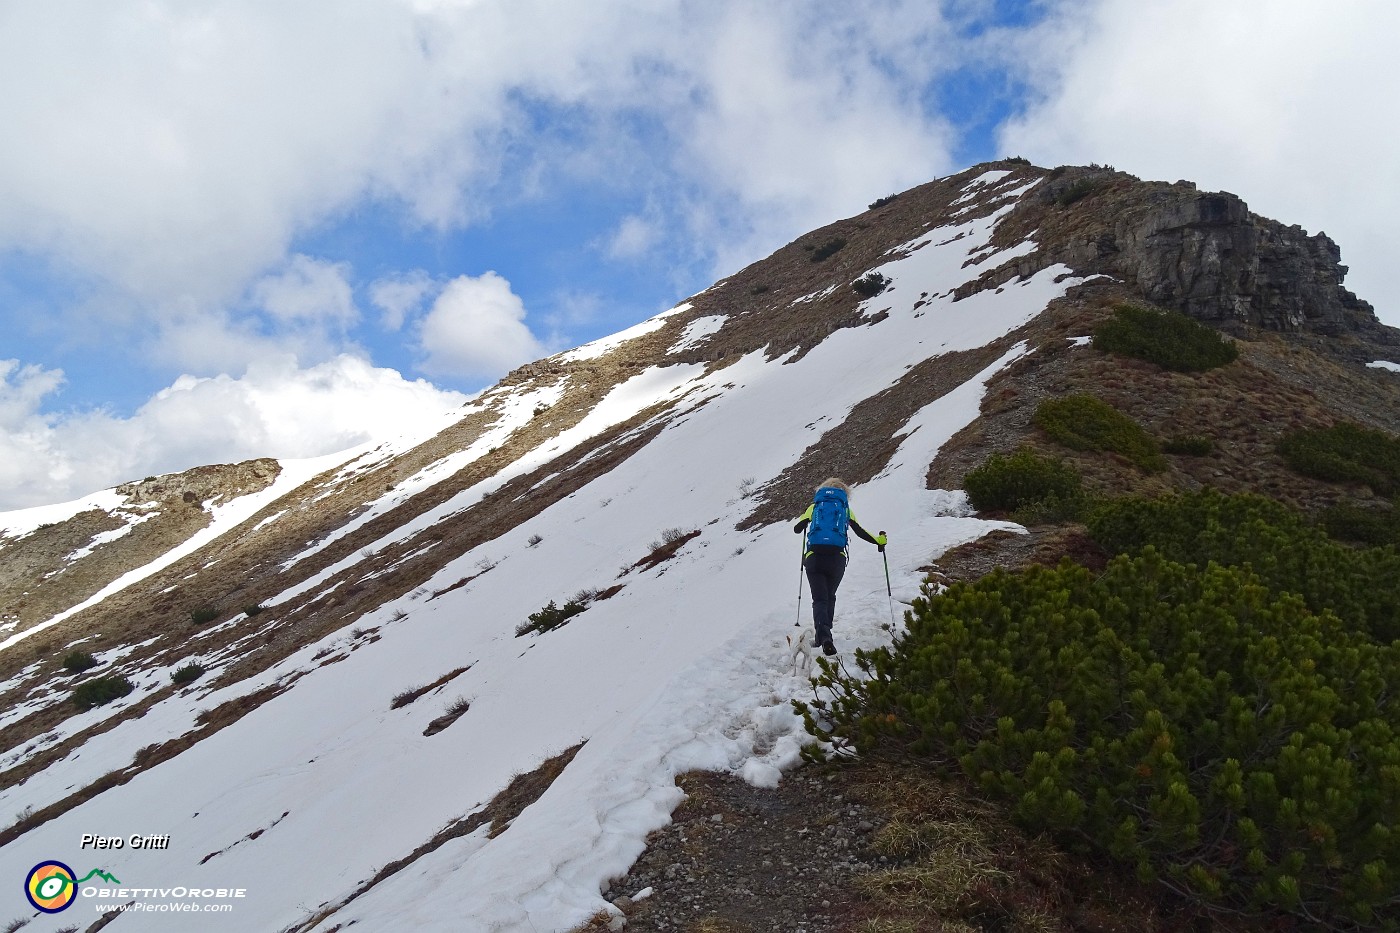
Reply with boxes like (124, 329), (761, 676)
(664, 4), (960, 273)
(0, 355), (468, 511)
(0, 1), (973, 314)
(370, 270), (437, 330)
(0, 360), (65, 429)
(417, 272), (547, 380)
(0, 2), (440, 305)
(998, 0), (1400, 325)
(252, 255), (358, 327)
(605, 215), (659, 261)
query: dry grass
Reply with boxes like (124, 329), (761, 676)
(565, 909), (615, 933)
(689, 919), (757, 933)
(845, 761), (1076, 932)
(390, 665), (470, 710)
(629, 529), (701, 572)
(856, 822), (1011, 913)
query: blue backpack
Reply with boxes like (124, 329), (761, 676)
(807, 486), (850, 549)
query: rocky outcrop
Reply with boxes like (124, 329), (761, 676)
(1113, 189), (1375, 335)
(0, 458), (282, 639)
(982, 166), (1395, 345)
(115, 457), (281, 507)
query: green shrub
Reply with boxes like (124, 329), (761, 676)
(1278, 422), (1400, 497)
(1321, 502), (1400, 547)
(964, 449), (1084, 516)
(1054, 177), (1099, 207)
(62, 651), (98, 673)
(1092, 304), (1238, 372)
(170, 663), (205, 685)
(243, 604), (265, 617)
(810, 551), (1400, 928)
(852, 272), (890, 299)
(1033, 394), (1166, 472)
(515, 599), (587, 637)
(1086, 488), (1400, 642)
(868, 194), (898, 210)
(808, 237), (847, 262)
(1008, 492), (1088, 526)
(72, 676), (133, 711)
(189, 606), (219, 625)
(1163, 435), (1213, 456)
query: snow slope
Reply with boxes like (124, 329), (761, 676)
(1, 171), (1078, 931)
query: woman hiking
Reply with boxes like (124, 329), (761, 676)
(793, 478), (886, 655)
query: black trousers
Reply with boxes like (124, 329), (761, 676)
(804, 551), (847, 645)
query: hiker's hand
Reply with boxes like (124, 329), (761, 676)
(876, 531), (887, 552)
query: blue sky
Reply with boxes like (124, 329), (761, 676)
(2, 0), (1397, 509)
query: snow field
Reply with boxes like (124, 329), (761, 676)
(1, 172), (1081, 931)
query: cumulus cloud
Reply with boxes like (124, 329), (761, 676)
(0, 355), (468, 510)
(417, 272), (547, 380)
(998, 0), (1400, 324)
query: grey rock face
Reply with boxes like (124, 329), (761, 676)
(1013, 168), (1391, 342)
(1111, 190), (1372, 334)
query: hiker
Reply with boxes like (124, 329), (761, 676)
(793, 478), (886, 655)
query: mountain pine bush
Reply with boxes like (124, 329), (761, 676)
(852, 272), (891, 298)
(1321, 502), (1400, 547)
(1163, 435), (1213, 456)
(808, 551), (1400, 928)
(963, 448), (1084, 517)
(808, 237), (847, 262)
(1093, 304), (1238, 372)
(189, 606), (219, 625)
(62, 650), (98, 673)
(515, 599), (587, 637)
(72, 676), (133, 711)
(171, 663), (205, 685)
(1054, 177), (1099, 207)
(1086, 489), (1400, 642)
(1033, 394), (1166, 471)
(1278, 422), (1400, 497)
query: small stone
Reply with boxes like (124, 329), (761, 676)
(608, 915), (626, 932)
(711, 813), (723, 823)
(612, 895), (633, 912)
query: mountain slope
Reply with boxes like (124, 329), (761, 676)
(1, 161), (1397, 932)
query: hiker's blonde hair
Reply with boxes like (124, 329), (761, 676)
(818, 477), (850, 494)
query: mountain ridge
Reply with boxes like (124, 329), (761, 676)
(1, 160), (1397, 931)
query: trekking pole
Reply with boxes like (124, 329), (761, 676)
(795, 539), (806, 628)
(880, 531), (897, 629)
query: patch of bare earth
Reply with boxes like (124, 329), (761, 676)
(576, 759), (1255, 933)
